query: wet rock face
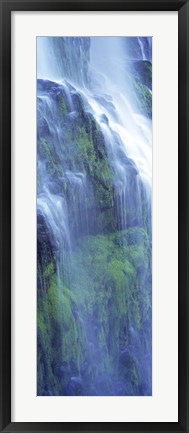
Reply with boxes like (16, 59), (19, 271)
(37, 212), (55, 293)
(132, 60), (152, 89)
(37, 78), (148, 243)
(66, 376), (83, 396)
(37, 37), (152, 397)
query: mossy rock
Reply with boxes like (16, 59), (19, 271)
(132, 60), (152, 89)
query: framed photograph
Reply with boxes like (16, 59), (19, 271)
(0, 0), (188, 432)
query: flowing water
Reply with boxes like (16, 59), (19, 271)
(37, 37), (152, 396)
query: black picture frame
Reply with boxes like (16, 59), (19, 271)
(0, 0), (188, 432)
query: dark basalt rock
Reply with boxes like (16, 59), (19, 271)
(37, 211), (55, 250)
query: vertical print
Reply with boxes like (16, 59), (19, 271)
(37, 37), (152, 396)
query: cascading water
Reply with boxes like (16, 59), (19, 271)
(37, 36), (152, 396)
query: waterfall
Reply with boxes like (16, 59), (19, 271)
(137, 37), (152, 61)
(37, 37), (152, 396)
(138, 37), (146, 60)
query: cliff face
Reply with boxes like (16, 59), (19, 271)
(37, 36), (152, 396)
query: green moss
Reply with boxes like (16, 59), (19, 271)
(59, 116), (115, 234)
(58, 97), (68, 116)
(37, 81), (151, 393)
(77, 127), (96, 172)
(39, 137), (51, 159)
(37, 268), (88, 395)
(38, 226), (151, 395)
(71, 226), (151, 342)
(131, 363), (140, 387)
(132, 60), (152, 88)
(133, 79), (152, 118)
(44, 262), (54, 279)
(38, 137), (64, 179)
